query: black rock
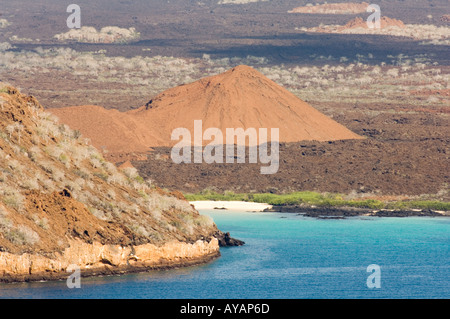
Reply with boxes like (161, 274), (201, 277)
(215, 231), (245, 247)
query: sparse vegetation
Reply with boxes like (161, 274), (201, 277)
(0, 186), (25, 211)
(299, 20), (450, 46)
(185, 191), (450, 211)
(0, 45), (446, 111)
(0, 19), (10, 28)
(0, 208), (40, 245)
(54, 26), (140, 44)
(32, 215), (49, 230)
(0, 87), (218, 256)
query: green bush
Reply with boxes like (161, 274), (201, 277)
(387, 200), (450, 211)
(185, 191), (450, 211)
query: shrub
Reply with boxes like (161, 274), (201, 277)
(28, 145), (41, 162)
(73, 168), (90, 179)
(20, 178), (40, 190)
(107, 171), (127, 185)
(0, 207), (12, 231)
(4, 224), (40, 245)
(33, 215), (49, 230)
(51, 167), (65, 182)
(59, 153), (69, 164)
(90, 157), (102, 168)
(1, 186), (25, 211)
(39, 161), (55, 174)
(40, 178), (55, 192)
(106, 189), (116, 200)
(93, 171), (108, 181)
(386, 200), (450, 211)
(65, 179), (83, 194)
(194, 214), (214, 228)
(122, 167), (139, 179)
(89, 207), (107, 220)
(2, 195), (23, 209)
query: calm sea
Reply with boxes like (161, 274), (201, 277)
(0, 210), (448, 299)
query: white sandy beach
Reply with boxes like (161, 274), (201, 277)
(189, 201), (272, 212)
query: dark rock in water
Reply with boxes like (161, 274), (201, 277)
(264, 205), (368, 217)
(264, 205), (446, 218)
(215, 231), (245, 247)
(372, 209), (442, 217)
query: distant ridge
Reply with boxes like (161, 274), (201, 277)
(289, 2), (369, 14)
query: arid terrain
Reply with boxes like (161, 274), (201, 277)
(0, 85), (242, 282)
(49, 65), (362, 152)
(289, 2), (370, 14)
(1, 0), (449, 203)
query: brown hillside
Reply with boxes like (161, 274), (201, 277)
(50, 65), (362, 159)
(50, 104), (152, 154)
(0, 85), (231, 282)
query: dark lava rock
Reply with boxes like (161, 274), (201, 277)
(215, 231), (245, 247)
(371, 209), (443, 217)
(265, 205), (446, 219)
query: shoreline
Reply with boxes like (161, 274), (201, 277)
(265, 205), (449, 219)
(190, 201), (272, 212)
(0, 251), (221, 284)
(0, 232), (243, 285)
(0, 238), (221, 284)
(190, 200), (449, 218)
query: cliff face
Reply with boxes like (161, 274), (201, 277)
(0, 238), (219, 283)
(0, 85), (227, 282)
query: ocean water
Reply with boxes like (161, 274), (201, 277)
(0, 210), (448, 299)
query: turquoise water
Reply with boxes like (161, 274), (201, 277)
(0, 210), (448, 299)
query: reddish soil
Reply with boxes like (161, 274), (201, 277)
(0, 87), (222, 256)
(50, 65), (362, 156)
(118, 160), (136, 170)
(47, 66), (449, 198)
(132, 111), (449, 198)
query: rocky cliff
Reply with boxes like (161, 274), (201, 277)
(0, 238), (219, 283)
(0, 84), (236, 283)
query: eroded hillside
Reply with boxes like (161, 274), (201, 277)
(0, 85), (226, 282)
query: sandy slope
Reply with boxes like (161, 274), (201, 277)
(50, 65), (362, 158)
